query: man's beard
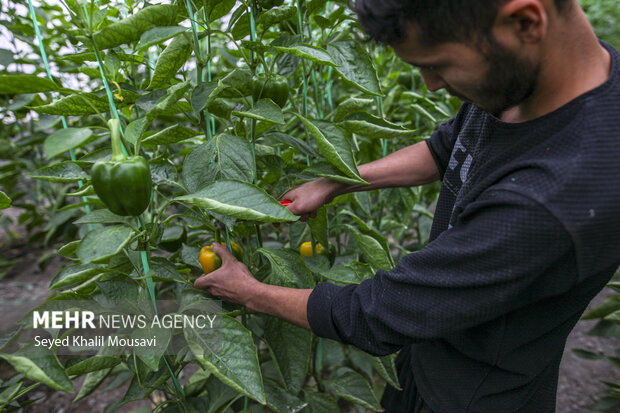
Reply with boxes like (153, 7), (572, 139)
(470, 39), (540, 116)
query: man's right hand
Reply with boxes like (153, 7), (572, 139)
(280, 141), (440, 221)
(280, 177), (345, 221)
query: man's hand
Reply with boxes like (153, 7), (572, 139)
(194, 242), (260, 306)
(194, 243), (314, 330)
(281, 177), (344, 221)
(280, 141), (440, 221)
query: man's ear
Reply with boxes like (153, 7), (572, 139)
(494, 0), (548, 44)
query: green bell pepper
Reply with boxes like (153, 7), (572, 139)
(91, 119), (152, 216)
(252, 74), (289, 108)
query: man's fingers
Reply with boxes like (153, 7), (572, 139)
(194, 274), (212, 290)
(211, 242), (235, 263)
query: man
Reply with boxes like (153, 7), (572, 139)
(195, 0), (620, 411)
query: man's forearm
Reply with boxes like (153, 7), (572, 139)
(245, 283), (313, 330)
(335, 140), (440, 197)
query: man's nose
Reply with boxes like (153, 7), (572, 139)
(420, 69), (448, 92)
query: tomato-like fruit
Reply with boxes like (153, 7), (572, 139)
(299, 241), (328, 258)
(200, 245), (222, 274)
(199, 241), (243, 274)
(253, 74), (289, 108)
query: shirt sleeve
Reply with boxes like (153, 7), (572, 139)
(306, 188), (576, 356)
(425, 117), (457, 179)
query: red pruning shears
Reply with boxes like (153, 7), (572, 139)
(276, 200), (293, 226)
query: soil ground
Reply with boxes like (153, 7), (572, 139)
(1, 207), (620, 412)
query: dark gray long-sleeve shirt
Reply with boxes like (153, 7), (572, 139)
(307, 41), (620, 412)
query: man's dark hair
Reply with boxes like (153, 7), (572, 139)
(350, 0), (574, 47)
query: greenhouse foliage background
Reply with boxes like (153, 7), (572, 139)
(0, 0), (619, 412)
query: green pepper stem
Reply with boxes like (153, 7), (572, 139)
(108, 118), (126, 161)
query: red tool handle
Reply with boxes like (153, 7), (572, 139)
(279, 200), (292, 206)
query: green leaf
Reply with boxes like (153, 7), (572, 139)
(148, 33), (192, 89)
(124, 117), (149, 149)
(218, 69), (255, 98)
(272, 43), (337, 67)
(605, 309), (620, 323)
(264, 378), (307, 413)
(304, 163), (367, 186)
(185, 315), (266, 404)
(180, 244), (202, 270)
(0, 381), (22, 406)
(240, 40), (268, 54)
(74, 209), (127, 224)
(231, 13), (251, 40)
(332, 97), (373, 122)
(264, 132), (320, 157)
(206, 133), (255, 182)
(74, 367), (111, 401)
(304, 390), (340, 413)
(259, 5), (297, 29)
(0, 191), (11, 209)
(346, 225), (393, 271)
(186, 374), (240, 410)
(30, 93), (109, 116)
(119, 365), (167, 404)
(323, 370), (381, 411)
(232, 99), (284, 124)
(58, 240), (81, 257)
(104, 51), (121, 79)
(0, 48), (13, 67)
(327, 40), (381, 96)
(257, 248), (314, 288)
(49, 263), (105, 289)
(370, 354), (401, 390)
(137, 26), (188, 50)
(97, 279), (142, 302)
(141, 124), (201, 146)
(341, 119), (417, 139)
(92, 4), (178, 50)
(191, 82), (219, 112)
(30, 161), (88, 182)
(571, 348), (606, 360)
(175, 180), (299, 223)
(146, 80), (192, 119)
(77, 225), (134, 264)
(205, 0), (237, 22)
(263, 316), (311, 394)
(0, 74), (61, 94)
(0, 347), (73, 393)
(149, 257), (188, 283)
(132, 323), (171, 372)
(61, 52), (143, 64)
(44, 128), (94, 159)
(587, 319), (620, 337)
(182, 134), (255, 193)
(150, 159), (182, 188)
(294, 116), (367, 185)
(308, 207), (329, 249)
(313, 15), (331, 30)
(321, 261), (373, 285)
(65, 356), (121, 376)
(582, 295), (620, 319)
